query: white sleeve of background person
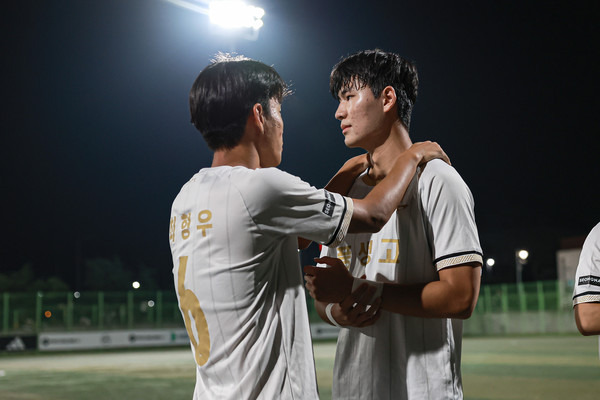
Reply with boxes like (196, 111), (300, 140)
(419, 159), (483, 270)
(572, 222), (600, 306)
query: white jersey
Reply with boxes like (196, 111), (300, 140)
(321, 159), (482, 400)
(572, 222), (600, 355)
(573, 222), (600, 306)
(169, 166), (353, 400)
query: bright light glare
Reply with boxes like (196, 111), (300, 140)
(209, 1), (265, 30)
(148, 300), (155, 307)
(486, 258), (495, 267)
(517, 250), (529, 261)
(132, 281), (141, 289)
(73, 291), (81, 299)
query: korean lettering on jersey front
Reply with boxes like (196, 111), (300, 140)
(337, 238), (400, 267)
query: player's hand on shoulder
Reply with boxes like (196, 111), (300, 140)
(407, 141), (451, 166)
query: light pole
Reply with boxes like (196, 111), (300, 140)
(485, 258), (495, 271)
(515, 249), (529, 284)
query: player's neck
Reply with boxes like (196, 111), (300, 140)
(365, 121), (412, 185)
(211, 141), (261, 169)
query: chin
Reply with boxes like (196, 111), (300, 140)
(344, 137), (360, 148)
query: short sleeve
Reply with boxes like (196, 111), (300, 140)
(420, 160), (483, 271)
(235, 168), (353, 247)
(573, 222), (600, 306)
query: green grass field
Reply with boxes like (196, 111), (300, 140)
(1, 335), (598, 400)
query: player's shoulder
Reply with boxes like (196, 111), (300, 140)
(419, 159), (464, 184)
(418, 159), (474, 204)
(239, 167), (302, 189)
(589, 222), (600, 237)
(583, 222), (600, 247)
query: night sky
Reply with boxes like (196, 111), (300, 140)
(2, 0), (599, 289)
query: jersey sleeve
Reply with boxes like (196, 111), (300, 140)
(236, 168), (353, 247)
(573, 222), (600, 306)
(420, 160), (483, 271)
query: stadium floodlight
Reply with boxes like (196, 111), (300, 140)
(164, 0), (265, 30)
(209, 1), (265, 30)
(132, 281), (141, 289)
(486, 258), (495, 268)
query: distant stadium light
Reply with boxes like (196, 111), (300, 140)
(209, 1), (265, 30)
(73, 291), (81, 299)
(517, 250), (529, 261)
(515, 249), (529, 285)
(132, 281), (141, 289)
(486, 258), (495, 268)
(148, 300), (155, 308)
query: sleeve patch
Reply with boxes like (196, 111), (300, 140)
(322, 190), (337, 217)
(578, 275), (600, 287)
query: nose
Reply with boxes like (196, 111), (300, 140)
(335, 103), (346, 121)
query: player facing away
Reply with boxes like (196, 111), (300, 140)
(573, 222), (600, 354)
(304, 49), (483, 400)
(168, 54), (450, 400)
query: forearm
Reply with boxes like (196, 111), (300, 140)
(349, 151), (420, 232)
(380, 265), (481, 319)
(574, 303), (600, 335)
(314, 300), (331, 324)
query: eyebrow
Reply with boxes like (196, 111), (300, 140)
(338, 86), (355, 99)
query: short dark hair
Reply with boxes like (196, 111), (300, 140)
(189, 54), (288, 151)
(330, 49), (418, 130)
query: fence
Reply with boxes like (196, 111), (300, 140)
(1, 280), (579, 336)
(1, 290), (182, 335)
(464, 280), (579, 335)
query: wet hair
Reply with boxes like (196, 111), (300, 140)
(189, 53), (289, 150)
(330, 49), (418, 130)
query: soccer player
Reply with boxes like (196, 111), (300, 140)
(168, 54), (449, 400)
(304, 49), (483, 400)
(573, 222), (600, 347)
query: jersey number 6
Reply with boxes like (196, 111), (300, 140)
(177, 256), (210, 366)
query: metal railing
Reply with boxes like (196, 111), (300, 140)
(1, 280), (578, 336)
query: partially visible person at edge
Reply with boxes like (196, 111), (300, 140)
(168, 53), (450, 399)
(573, 222), (600, 357)
(304, 49), (483, 400)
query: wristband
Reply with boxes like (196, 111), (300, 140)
(325, 303), (343, 328)
(351, 278), (384, 304)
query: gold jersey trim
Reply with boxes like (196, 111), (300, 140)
(436, 253), (483, 271)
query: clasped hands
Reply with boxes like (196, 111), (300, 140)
(304, 256), (382, 328)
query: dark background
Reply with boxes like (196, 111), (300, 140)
(1, 0), (599, 290)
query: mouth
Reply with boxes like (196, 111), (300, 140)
(341, 124), (351, 134)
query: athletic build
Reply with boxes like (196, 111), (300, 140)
(305, 50), (483, 399)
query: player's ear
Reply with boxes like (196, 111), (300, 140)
(248, 103), (266, 132)
(381, 86), (397, 113)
